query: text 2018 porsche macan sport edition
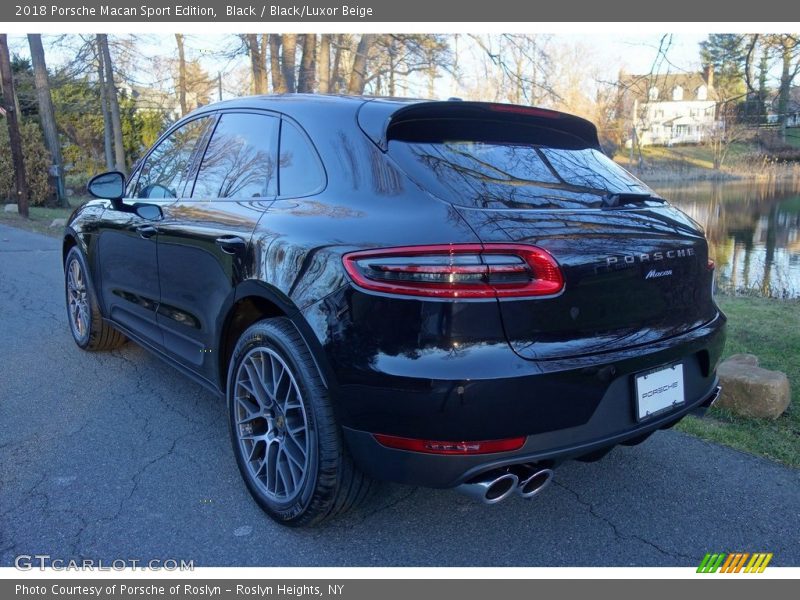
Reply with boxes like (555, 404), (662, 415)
(64, 95), (725, 526)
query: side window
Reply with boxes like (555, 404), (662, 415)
(124, 164), (141, 198)
(134, 116), (212, 199)
(192, 112), (279, 199)
(278, 120), (325, 197)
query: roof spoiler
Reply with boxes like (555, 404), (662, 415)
(357, 100), (602, 151)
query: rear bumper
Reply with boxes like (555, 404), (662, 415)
(344, 380), (721, 488)
(334, 313), (726, 488)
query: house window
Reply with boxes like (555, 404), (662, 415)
(672, 86), (684, 101)
(649, 86), (659, 101)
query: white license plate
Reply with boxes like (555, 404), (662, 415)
(635, 364), (685, 421)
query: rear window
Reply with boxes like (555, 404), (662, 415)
(388, 134), (655, 210)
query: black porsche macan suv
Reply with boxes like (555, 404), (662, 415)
(64, 95), (725, 526)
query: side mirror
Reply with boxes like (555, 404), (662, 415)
(134, 203), (162, 221)
(87, 171), (125, 202)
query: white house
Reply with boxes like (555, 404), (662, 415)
(621, 68), (720, 147)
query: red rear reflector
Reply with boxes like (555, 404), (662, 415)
(342, 244), (564, 299)
(373, 433), (525, 455)
(488, 103), (561, 118)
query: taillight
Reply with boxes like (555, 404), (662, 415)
(373, 433), (525, 455)
(342, 244), (564, 299)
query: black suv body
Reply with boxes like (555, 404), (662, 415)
(64, 95), (725, 525)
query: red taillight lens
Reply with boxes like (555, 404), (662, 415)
(374, 433), (525, 455)
(342, 244), (564, 299)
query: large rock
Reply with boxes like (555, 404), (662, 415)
(49, 218), (67, 228)
(716, 354), (790, 419)
(3, 203), (18, 213)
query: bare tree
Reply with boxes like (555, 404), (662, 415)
(348, 34), (376, 94)
(95, 44), (114, 170)
(269, 34), (286, 93)
(175, 33), (188, 114)
(28, 34), (67, 206)
(97, 34), (126, 173)
(0, 34), (29, 217)
(330, 35), (346, 93)
(297, 34), (317, 93)
(241, 34), (267, 94)
(318, 34), (331, 93)
(281, 34), (298, 93)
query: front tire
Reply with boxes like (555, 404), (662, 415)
(227, 318), (370, 527)
(64, 246), (126, 351)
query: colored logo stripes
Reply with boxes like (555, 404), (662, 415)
(697, 552), (773, 573)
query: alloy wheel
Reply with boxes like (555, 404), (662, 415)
(66, 257), (90, 342)
(233, 347), (310, 502)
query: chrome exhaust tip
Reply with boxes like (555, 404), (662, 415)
(456, 471), (520, 504)
(690, 385), (722, 417)
(516, 467), (554, 499)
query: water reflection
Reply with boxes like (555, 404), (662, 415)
(658, 179), (800, 298)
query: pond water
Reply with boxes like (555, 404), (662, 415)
(656, 179), (800, 299)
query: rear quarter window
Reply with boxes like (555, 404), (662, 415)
(278, 120), (326, 198)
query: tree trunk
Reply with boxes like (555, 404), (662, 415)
(297, 34), (316, 93)
(281, 34), (297, 93)
(244, 34), (267, 94)
(96, 48), (114, 170)
(28, 33), (67, 207)
(331, 35), (344, 93)
(388, 39), (396, 96)
(269, 34), (286, 93)
(318, 34), (331, 94)
(347, 34), (375, 95)
(97, 34), (126, 173)
(175, 33), (188, 114)
(0, 34), (29, 218)
(778, 40), (792, 140)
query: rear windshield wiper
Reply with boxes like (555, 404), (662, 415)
(602, 192), (666, 208)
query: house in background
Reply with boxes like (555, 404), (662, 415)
(620, 67), (720, 147)
(119, 83), (182, 121)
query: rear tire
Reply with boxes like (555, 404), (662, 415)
(227, 317), (371, 527)
(64, 246), (127, 351)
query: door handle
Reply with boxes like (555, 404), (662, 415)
(135, 224), (158, 239)
(215, 235), (246, 254)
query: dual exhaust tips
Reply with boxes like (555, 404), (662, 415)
(456, 464), (554, 504)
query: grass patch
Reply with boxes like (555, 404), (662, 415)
(676, 295), (800, 467)
(0, 201), (84, 237)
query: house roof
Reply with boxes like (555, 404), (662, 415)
(621, 72), (718, 102)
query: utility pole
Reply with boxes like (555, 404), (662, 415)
(0, 33), (29, 218)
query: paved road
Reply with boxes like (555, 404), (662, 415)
(1, 223), (798, 567)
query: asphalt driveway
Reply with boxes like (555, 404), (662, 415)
(1, 223), (798, 567)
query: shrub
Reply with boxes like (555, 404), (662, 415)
(0, 119), (53, 206)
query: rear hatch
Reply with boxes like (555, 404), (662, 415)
(367, 100), (717, 360)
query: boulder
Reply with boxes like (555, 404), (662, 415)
(716, 355), (790, 419)
(3, 203), (18, 213)
(49, 218), (67, 228)
(721, 353), (759, 368)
